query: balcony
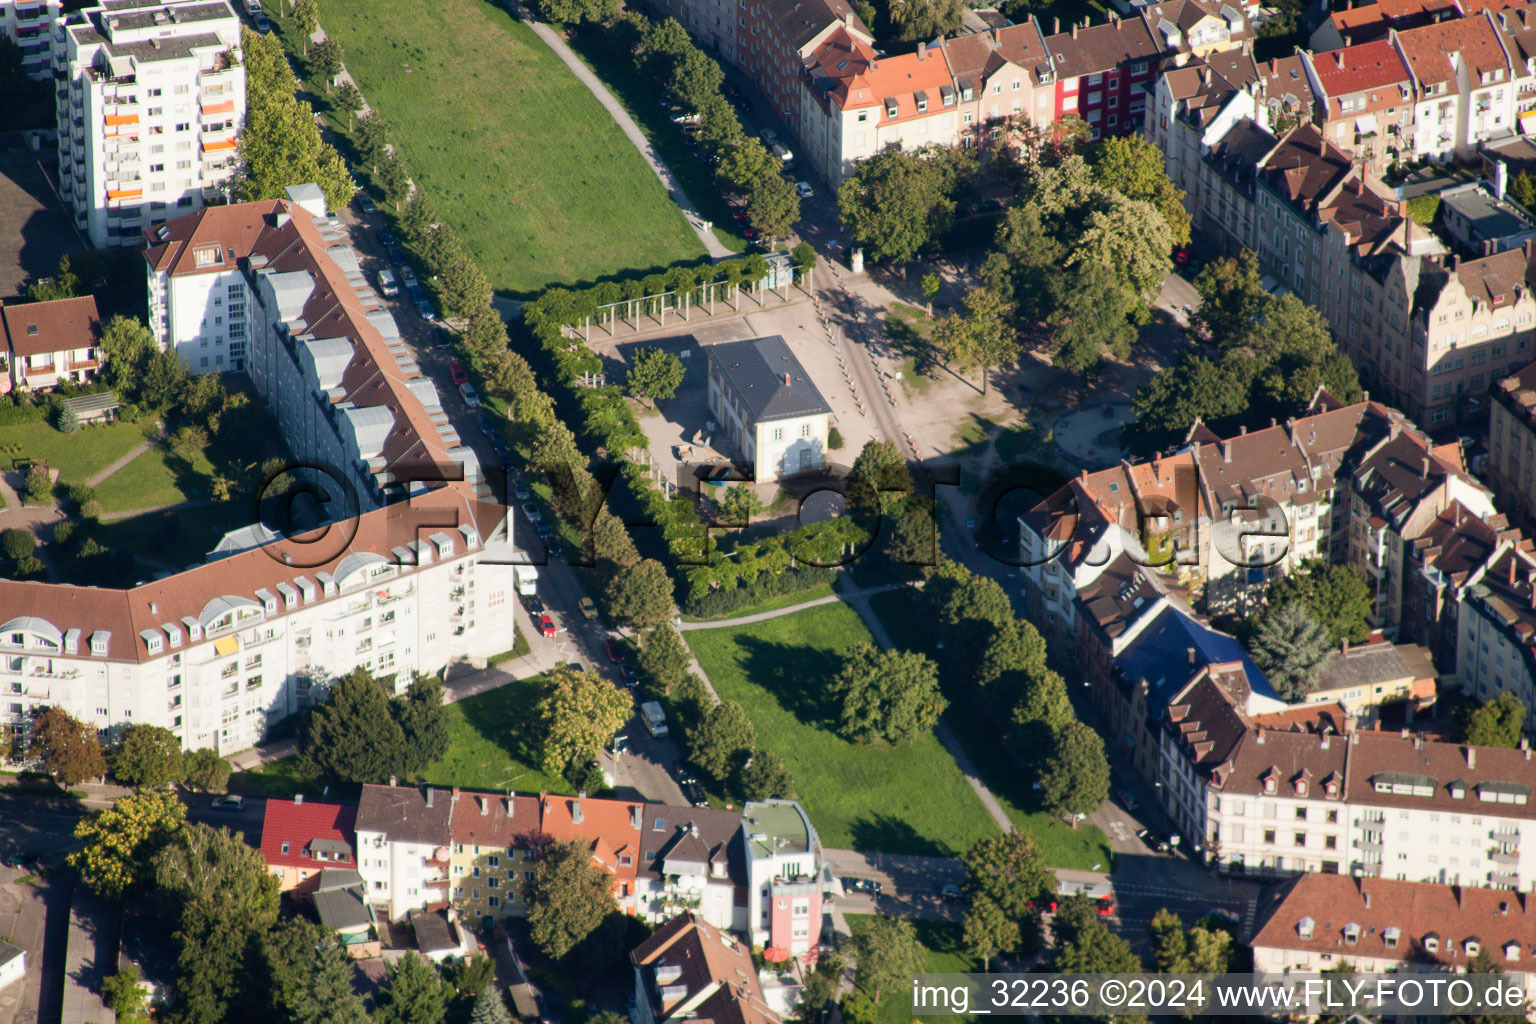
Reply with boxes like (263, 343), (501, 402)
(1491, 848), (1520, 865)
(221, 683), (238, 699)
(1492, 870), (1520, 888)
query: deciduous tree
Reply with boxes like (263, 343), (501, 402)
(962, 831), (1054, 921)
(182, 748), (232, 793)
(394, 673), (450, 775)
(1, 529), (34, 562)
(1088, 134), (1190, 247)
(1265, 558), (1372, 645)
(526, 839), (617, 959)
(933, 286), (1018, 394)
(626, 347), (685, 406)
(30, 706), (106, 785)
(638, 625), (691, 694)
(291, 0), (317, 54)
(28, 254), (78, 302)
(604, 558), (675, 631)
(1039, 721), (1110, 826)
(112, 723), (185, 789)
(887, 0), (964, 39)
(838, 148), (956, 264)
(1191, 251), (1267, 346)
(717, 484), (765, 526)
(688, 700), (755, 783)
(964, 896), (1020, 972)
(846, 438), (911, 514)
(104, 966), (149, 1024)
(154, 822), (281, 919)
(739, 748), (795, 800)
(332, 81), (363, 129)
(831, 644), (946, 744)
(310, 38), (342, 91)
(70, 790), (187, 900)
(1148, 908), (1235, 973)
(1048, 259), (1139, 378)
(850, 917), (924, 1002)
(1461, 691), (1526, 749)
(533, 665), (634, 775)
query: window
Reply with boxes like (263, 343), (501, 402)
(772, 427), (783, 441)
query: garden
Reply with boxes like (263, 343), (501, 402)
(686, 603), (1001, 857)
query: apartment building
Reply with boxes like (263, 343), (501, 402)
(1141, 0), (1252, 62)
(1252, 874), (1536, 1001)
(1395, 14), (1516, 164)
(1309, 0), (1458, 50)
(631, 914), (782, 1024)
(55, 0), (244, 249)
(937, 20), (1057, 130)
(1301, 41), (1414, 178)
(1454, 541), (1536, 714)
(742, 800), (825, 960)
(1488, 360), (1536, 524)
(0, 0), (60, 79)
(734, 0), (869, 131)
(354, 783), (455, 922)
(1042, 15), (1162, 139)
(639, 805), (746, 930)
(0, 295), (102, 393)
(1402, 500), (1510, 671)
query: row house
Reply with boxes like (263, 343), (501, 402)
(742, 800), (826, 961)
(354, 783), (456, 923)
(1142, 0), (1253, 62)
(1488, 360), (1536, 525)
(1042, 14), (1162, 140)
(1164, 685), (1536, 887)
(1394, 13), (1518, 164)
(735, 0), (869, 133)
(1403, 500), (1511, 672)
(1454, 542), (1536, 715)
(1302, 40), (1415, 178)
(631, 914), (782, 1024)
(1309, 0), (1459, 50)
(259, 795), (358, 894)
(0, 0), (60, 80)
(0, 295), (103, 393)
(1253, 873), (1536, 1003)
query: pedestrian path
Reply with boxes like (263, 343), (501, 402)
(84, 427), (163, 488)
(675, 584), (901, 631)
(99, 497), (213, 524)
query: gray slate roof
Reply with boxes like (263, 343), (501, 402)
(314, 886), (370, 932)
(356, 784), (453, 846)
(706, 336), (831, 423)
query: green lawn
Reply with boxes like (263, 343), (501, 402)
(92, 441), (210, 512)
(862, 589), (1115, 872)
(686, 603), (999, 857)
(680, 583), (834, 622)
(311, 0), (705, 295)
(0, 418), (154, 488)
(421, 677), (574, 795)
(843, 915), (979, 1024)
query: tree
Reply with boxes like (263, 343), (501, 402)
(1249, 601), (1337, 701)
(717, 484), (765, 525)
(443, 953), (497, 1004)
(70, 790), (187, 900)
(963, 896), (1020, 972)
(353, 112), (390, 173)
(850, 916), (923, 1002)
(23, 464), (52, 505)
(112, 724), (185, 789)
(526, 839), (617, 959)
(963, 831), (1055, 921)
(1039, 721), (1110, 826)
(376, 953), (448, 1024)
(291, 0), (317, 55)
(30, 706), (106, 785)
(1148, 908), (1234, 973)
(27, 254), (78, 302)
(627, 347), (685, 405)
(58, 402), (80, 434)
(747, 172), (800, 241)
(182, 748), (232, 793)
(104, 966), (149, 1023)
(1048, 259), (1139, 377)
(333, 80), (363, 129)
(1, 528), (35, 562)
(1089, 134), (1190, 248)
(798, 952), (844, 1024)
(299, 667), (407, 783)
(838, 148), (956, 264)
(1265, 558), (1372, 645)
(638, 625), (691, 695)
(154, 822), (281, 919)
(605, 558), (675, 632)
(533, 665), (634, 775)
(1133, 351), (1258, 452)
(831, 644), (946, 744)
(395, 673), (450, 775)
(920, 271), (941, 314)
(142, 349), (190, 409)
(310, 38), (342, 92)
(237, 29), (355, 211)
(688, 700), (755, 783)
(171, 424), (211, 463)
(170, 897), (265, 1024)
(846, 438), (911, 515)
(1461, 691), (1527, 749)
(932, 286), (1018, 394)
(1190, 251), (1268, 346)
(791, 241), (817, 282)
(739, 748), (795, 800)
(98, 315), (157, 396)
(888, 0), (964, 39)
(469, 991), (514, 1024)
(260, 919), (371, 1024)
(1072, 191), (1173, 307)
(1049, 895), (1142, 978)
(668, 46), (723, 112)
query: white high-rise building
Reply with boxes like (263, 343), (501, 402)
(1, 0), (61, 80)
(55, 0), (243, 248)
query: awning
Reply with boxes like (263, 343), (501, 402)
(213, 635), (239, 657)
(1521, 110), (1536, 135)
(1355, 114), (1379, 136)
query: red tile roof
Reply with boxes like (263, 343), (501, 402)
(1396, 14), (1511, 87)
(631, 913), (782, 1024)
(1309, 40), (1411, 112)
(259, 798), (357, 870)
(142, 199), (284, 277)
(538, 794), (645, 885)
(1, 296), (102, 360)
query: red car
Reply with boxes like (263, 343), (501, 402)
(604, 638), (626, 665)
(536, 613), (556, 638)
(731, 208), (751, 223)
(743, 226), (759, 239)
(449, 362), (469, 386)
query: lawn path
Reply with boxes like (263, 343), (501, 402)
(98, 497), (214, 524)
(84, 428), (165, 488)
(675, 583), (903, 631)
(843, 588), (1015, 835)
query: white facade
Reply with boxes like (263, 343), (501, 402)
(146, 259), (248, 372)
(0, 942), (22, 993)
(55, 0), (244, 248)
(749, 412), (827, 479)
(1, 0), (60, 79)
(356, 829), (452, 923)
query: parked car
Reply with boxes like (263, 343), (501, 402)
(670, 111), (701, 125)
(536, 521), (553, 540)
(379, 226), (395, 248)
(449, 362), (469, 385)
(578, 597), (598, 620)
(521, 592), (543, 615)
(433, 326), (454, 349)
(844, 877), (883, 896)
(376, 267), (399, 297)
(355, 192), (377, 214)
(743, 226), (759, 240)
(760, 128), (779, 146)
(604, 638), (626, 664)
(253, 11), (271, 31)
(1117, 788), (1140, 812)
(459, 382), (480, 408)
(400, 265), (419, 289)
(536, 613), (557, 638)
(522, 502), (542, 524)
(795, 181), (814, 198)
(1136, 827), (1171, 853)
(731, 207), (751, 223)
(478, 412), (498, 438)
(682, 781), (707, 806)
(212, 795), (245, 811)
(416, 297), (435, 320)
(941, 883), (965, 902)
(387, 242), (406, 265)
(407, 281), (425, 300)
(673, 761), (697, 785)
(514, 481), (531, 501)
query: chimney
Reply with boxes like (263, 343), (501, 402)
(917, 45), (925, 60)
(480, 796), (489, 815)
(1451, 254), (1460, 271)
(275, 210), (291, 229)
(1421, 455), (1429, 479)
(572, 799), (584, 824)
(1364, 889), (1372, 910)
(631, 805), (642, 829)
(294, 794), (303, 805)
(1239, 425), (1248, 434)
(1512, 558), (1518, 587)
(1342, 637), (1349, 654)
(1188, 646), (1197, 665)
(1053, 16), (1060, 32)
(1072, 21), (1079, 37)
(784, 372), (792, 385)
(389, 775), (398, 788)
(1466, 745), (1476, 768)
(1256, 727), (1266, 744)
(1321, 733), (1331, 749)
(506, 795), (516, 817)
(1223, 441), (1232, 464)
(1525, 238), (1534, 264)
(149, 601), (157, 614)
(425, 788), (434, 808)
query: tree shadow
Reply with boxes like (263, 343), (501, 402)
(731, 635), (845, 731)
(848, 812), (947, 858)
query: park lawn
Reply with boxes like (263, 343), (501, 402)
(863, 588), (1115, 872)
(686, 603), (999, 857)
(92, 441), (211, 512)
(313, 0), (705, 295)
(0, 418), (155, 488)
(420, 678), (574, 796)
(843, 915), (979, 1024)
(680, 583), (834, 622)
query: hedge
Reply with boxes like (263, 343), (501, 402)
(683, 566), (836, 618)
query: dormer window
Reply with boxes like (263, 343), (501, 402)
(1384, 927), (1400, 948)
(1506, 942), (1521, 961)
(1298, 916), (1315, 939)
(1466, 939), (1480, 956)
(90, 631), (110, 656)
(1344, 923), (1360, 945)
(1264, 777), (1277, 794)
(1424, 934), (1440, 954)
(1295, 780), (1308, 797)
(281, 841), (290, 854)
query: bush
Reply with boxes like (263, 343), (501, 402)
(68, 483), (95, 508)
(0, 402), (46, 428)
(683, 565), (836, 618)
(2, 528), (36, 561)
(12, 554), (43, 578)
(23, 465), (52, 505)
(80, 500), (103, 521)
(828, 426), (845, 450)
(52, 521), (75, 545)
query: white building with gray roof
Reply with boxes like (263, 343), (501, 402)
(705, 336), (831, 480)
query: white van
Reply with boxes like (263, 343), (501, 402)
(641, 701), (669, 738)
(377, 267), (399, 297)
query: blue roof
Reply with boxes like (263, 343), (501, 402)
(1115, 605), (1276, 718)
